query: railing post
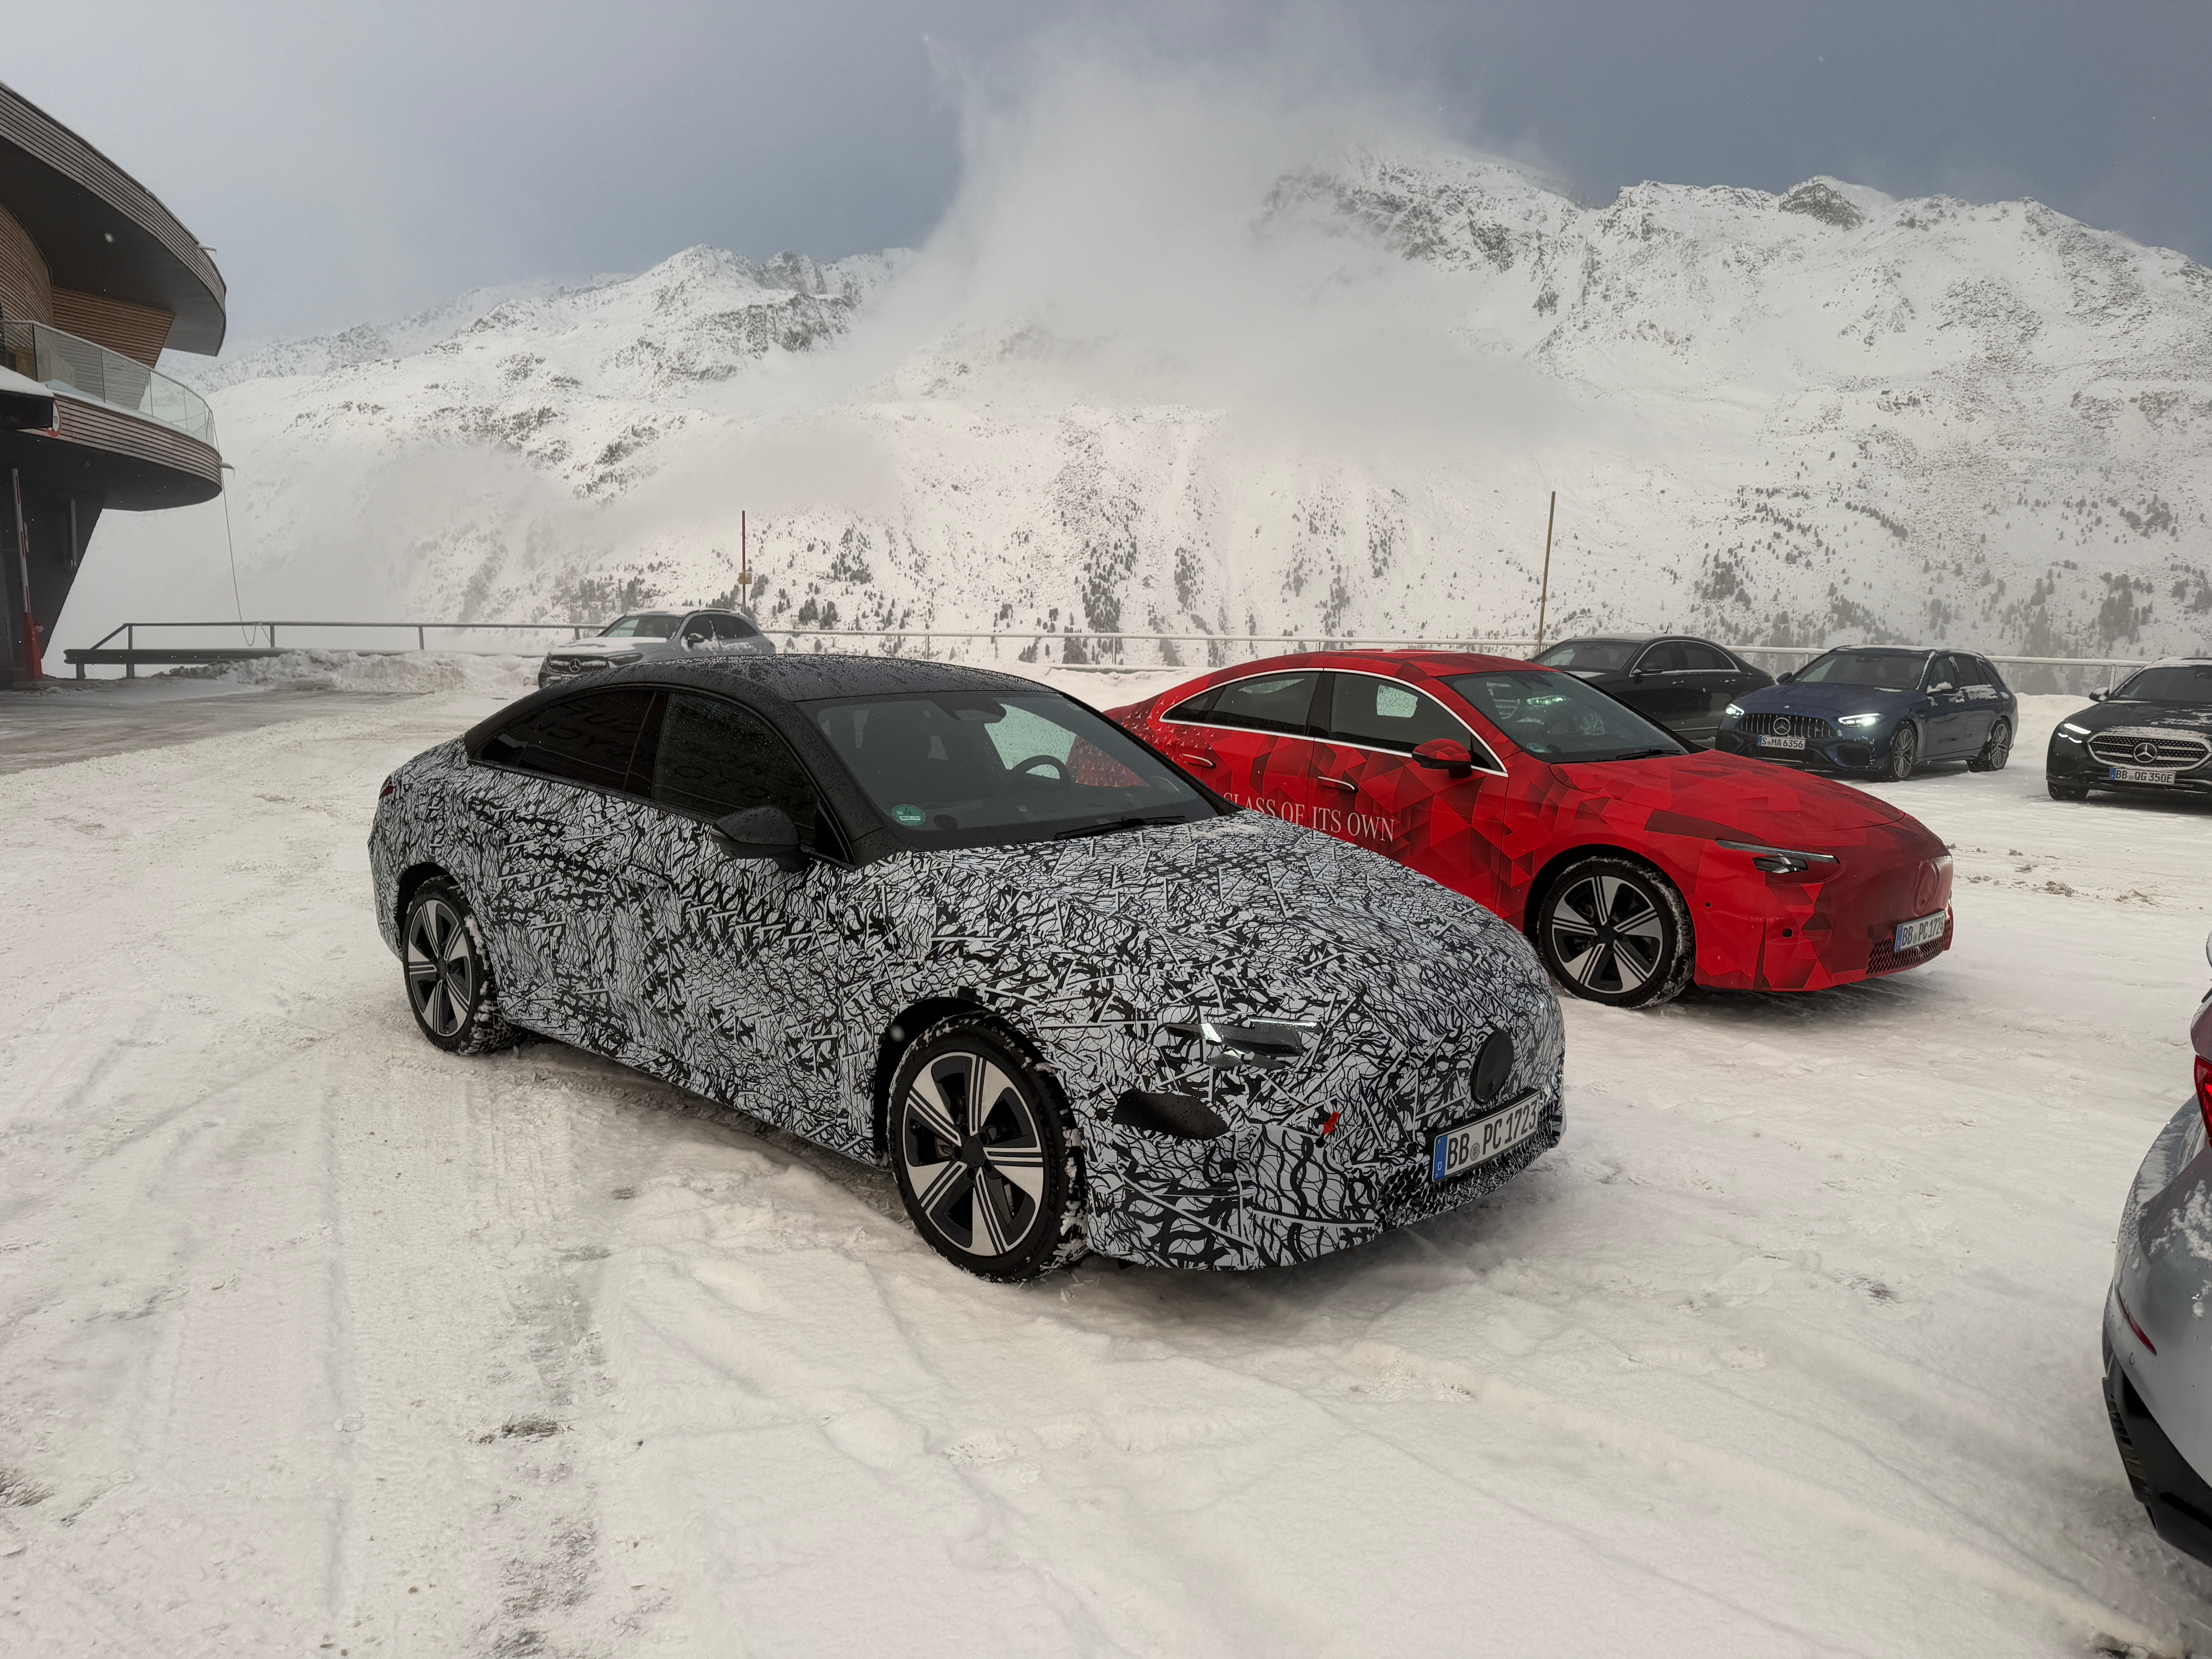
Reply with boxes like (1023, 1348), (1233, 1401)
(126, 623), (134, 678)
(417, 625), (425, 651)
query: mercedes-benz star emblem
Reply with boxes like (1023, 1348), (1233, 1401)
(2134, 740), (2162, 766)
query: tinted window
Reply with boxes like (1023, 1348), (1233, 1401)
(1632, 642), (1685, 673)
(1200, 672), (1320, 736)
(1164, 687), (1219, 722)
(1926, 654), (1963, 690)
(480, 689), (655, 791)
(600, 612), (682, 639)
(1957, 656), (1996, 688)
(1532, 640), (1637, 671)
(1795, 651), (1928, 690)
(1677, 642), (1729, 672)
(2111, 664), (2212, 704)
(710, 613), (758, 640)
(809, 691), (1214, 847)
(648, 693), (823, 847)
(1442, 671), (1688, 763)
(1324, 675), (1473, 755)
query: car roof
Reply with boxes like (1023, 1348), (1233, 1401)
(1544, 634), (1661, 646)
(1187, 648), (1542, 683)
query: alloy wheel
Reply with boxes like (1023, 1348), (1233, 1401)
(897, 1048), (1050, 1259)
(1888, 725), (1918, 781)
(405, 896), (477, 1038)
(1544, 872), (1667, 999)
(1977, 719), (2012, 771)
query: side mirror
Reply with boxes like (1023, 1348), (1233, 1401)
(1628, 670), (1645, 682)
(1778, 671), (1796, 684)
(1930, 682), (1955, 695)
(2089, 688), (2107, 701)
(709, 805), (805, 871)
(683, 630), (708, 647)
(1412, 738), (1476, 778)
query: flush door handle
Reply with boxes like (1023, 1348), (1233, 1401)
(1177, 750), (1218, 770)
(1319, 776), (1357, 793)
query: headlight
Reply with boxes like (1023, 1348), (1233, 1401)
(2057, 721), (2091, 738)
(1723, 702), (1745, 719)
(608, 650), (643, 665)
(1716, 837), (1841, 875)
(1836, 713), (1883, 728)
(1165, 1017), (1312, 1069)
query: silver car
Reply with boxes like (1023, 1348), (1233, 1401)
(538, 609), (775, 689)
(2104, 927), (2212, 1565)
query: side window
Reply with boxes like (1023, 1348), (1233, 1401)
(1927, 654), (1961, 690)
(1202, 672), (1321, 736)
(648, 692), (828, 848)
(1677, 642), (1728, 672)
(721, 614), (759, 640)
(1164, 687), (1219, 723)
(1324, 674), (1474, 756)
(1633, 642), (1684, 674)
(479, 689), (655, 793)
(1960, 656), (1996, 688)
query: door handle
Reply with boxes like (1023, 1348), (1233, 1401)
(1177, 751), (1218, 769)
(1319, 776), (1357, 793)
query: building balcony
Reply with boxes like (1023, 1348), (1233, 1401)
(2, 319), (217, 448)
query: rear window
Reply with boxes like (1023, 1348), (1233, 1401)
(1187, 672), (1320, 737)
(479, 689), (656, 793)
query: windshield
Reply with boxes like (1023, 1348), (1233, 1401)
(599, 613), (682, 639)
(805, 691), (1219, 847)
(1443, 670), (1689, 762)
(1532, 640), (1637, 672)
(1794, 650), (1928, 690)
(2110, 665), (2212, 704)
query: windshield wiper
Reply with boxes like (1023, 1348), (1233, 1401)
(1054, 814), (1190, 841)
(1602, 747), (1683, 761)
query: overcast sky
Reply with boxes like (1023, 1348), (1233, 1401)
(12, 1), (2210, 351)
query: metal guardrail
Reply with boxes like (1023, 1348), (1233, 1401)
(62, 619), (2176, 698)
(1, 320), (218, 448)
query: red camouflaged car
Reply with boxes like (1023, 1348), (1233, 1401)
(1106, 651), (1954, 1006)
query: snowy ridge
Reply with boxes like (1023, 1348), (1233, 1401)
(178, 154), (2211, 665)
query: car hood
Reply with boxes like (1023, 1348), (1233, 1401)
(1551, 749), (1917, 840)
(2066, 699), (2212, 738)
(1736, 681), (1913, 714)
(921, 811), (1553, 1028)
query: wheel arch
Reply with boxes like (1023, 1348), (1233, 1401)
(1522, 840), (1692, 946)
(393, 860), (453, 937)
(868, 996), (1057, 1160)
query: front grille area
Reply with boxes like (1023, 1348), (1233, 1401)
(2087, 728), (2212, 771)
(1740, 713), (1838, 741)
(539, 657), (607, 682)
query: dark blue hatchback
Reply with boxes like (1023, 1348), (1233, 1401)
(1714, 647), (2018, 780)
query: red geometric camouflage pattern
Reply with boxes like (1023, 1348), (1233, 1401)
(1107, 649), (1954, 994)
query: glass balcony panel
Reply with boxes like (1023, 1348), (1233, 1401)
(0, 319), (216, 449)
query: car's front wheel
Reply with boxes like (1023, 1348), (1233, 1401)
(1534, 855), (1695, 1008)
(402, 879), (517, 1054)
(1968, 718), (2012, 772)
(889, 1020), (1085, 1280)
(1886, 723), (1920, 781)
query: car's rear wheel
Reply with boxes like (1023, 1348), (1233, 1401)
(402, 879), (517, 1054)
(889, 1019), (1085, 1281)
(1534, 856), (1695, 1008)
(2048, 779), (2091, 802)
(1968, 718), (2013, 772)
(1886, 723), (1920, 781)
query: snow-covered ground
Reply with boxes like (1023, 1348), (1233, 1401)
(4, 676), (2209, 1657)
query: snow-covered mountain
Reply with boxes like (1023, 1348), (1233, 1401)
(165, 152), (2212, 666)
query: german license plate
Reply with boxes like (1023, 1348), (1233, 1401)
(1758, 734), (1806, 750)
(1894, 910), (1948, 953)
(1431, 1091), (1543, 1182)
(2109, 766), (2175, 784)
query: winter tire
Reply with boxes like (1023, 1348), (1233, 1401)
(889, 1018), (1085, 1281)
(1534, 855), (1695, 1009)
(402, 879), (517, 1054)
(2048, 780), (2090, 802)
(1885, 724), (1919, 782)
(1968, 718), (2012, 773)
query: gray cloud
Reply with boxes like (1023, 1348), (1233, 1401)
(13, 0), (2209, 350)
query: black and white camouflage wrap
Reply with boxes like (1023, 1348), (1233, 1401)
(368, 680), (1565, 1271)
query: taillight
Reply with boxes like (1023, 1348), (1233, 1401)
(379, 775), (397, 800)
(2120, 1289), (2157, 1356)
(2197, 1054), (2212, 1139)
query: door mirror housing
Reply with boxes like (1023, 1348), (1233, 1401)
(2089, 688), (2107, 701)
(709, 805), (805, 871)
(683, 630), (709, 647)
(1930, 681), (1956, 695)
(1412, 738), (1476, 778)
(1778, 671), (1796, 684)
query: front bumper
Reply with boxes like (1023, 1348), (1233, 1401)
(538, 655), (618, 689)
(2105, 1325), (2212, 1567)
(1714, 723), (1894, 773)
(1687, 828), (1953, 993)
(2047, 735), (2212, 797)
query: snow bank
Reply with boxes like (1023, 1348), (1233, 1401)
(166, 647), (544, 697)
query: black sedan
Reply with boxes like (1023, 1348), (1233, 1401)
(1529, 635), (1772, 746)
(2048, 658), (2212, 802)
(368, 655), (1565, 1280)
